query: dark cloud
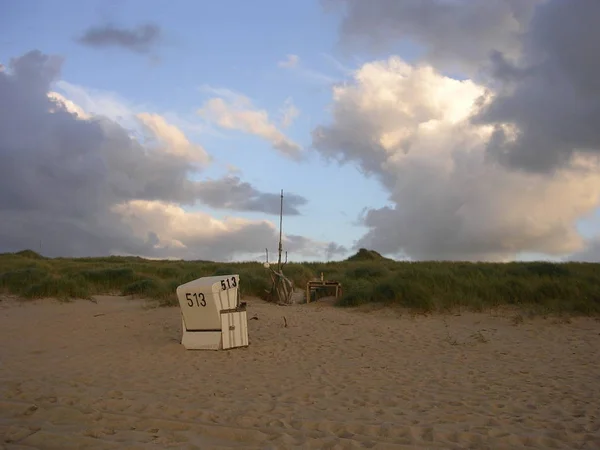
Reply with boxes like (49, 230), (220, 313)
(76, 23), (161, 54)
(567, 239), (600, 263)
(283, 235), (348, 261)
(473, 0), (600, 173)
(324, 0), (542, 74)
(196, 177), (307, 215)
(0, 50), (328, 260)
(325, 242), (348, 260)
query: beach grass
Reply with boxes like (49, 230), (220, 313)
(1, 249), (599, 315)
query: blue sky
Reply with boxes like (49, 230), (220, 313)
(1, 0), (599, 262)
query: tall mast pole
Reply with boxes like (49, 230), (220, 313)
(278, 189), (283, 271)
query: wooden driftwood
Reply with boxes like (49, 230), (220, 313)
(270, 268), (294, 305)
(265, 248), (294, 305)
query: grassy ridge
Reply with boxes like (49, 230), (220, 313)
(1, 249), (599, 315)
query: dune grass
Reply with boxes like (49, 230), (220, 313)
(1, 249), (599, 315)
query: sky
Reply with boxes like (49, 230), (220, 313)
(1, 0), (600, 263)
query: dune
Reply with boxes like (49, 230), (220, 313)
(1, 295), (599, 449)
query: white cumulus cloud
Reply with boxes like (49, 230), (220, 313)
(313, 56), (600, 261)
(198, 95), (303, 160)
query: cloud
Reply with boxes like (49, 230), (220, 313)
(471, 0), (600, 174)
(278, 54), (300, 69)
(292, 67), (337, 86)
(279, 98), (299, 128)
(194, 176), (307, 215)
(324, 0), (543, 74)
(226, 164), (241, 174)
(136, 112), (211, 166)
(198, 85), (247, 102)
(54, 80), (141, 129)
(325, 242), (348, 260)
(312, 56), (600, 261)
(48, 92), (90, 119)
(320, 52), (354, 76)
(52, 81), (305, 213)
(112, 200), (282, 260)
(59, 80), (222, 139)
(198, 96), (303, 160)
(0, 50), (325, 260)
(327, 0), (600, 175)
(278, 235), (348, 261)
(76, 23), (162, 54)
(277, 53), (339, 85)
(567, 238), (600, 263)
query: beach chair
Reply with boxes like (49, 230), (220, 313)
(176, 274), (249, 350)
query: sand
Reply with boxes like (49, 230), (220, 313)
(1, 295), (599, 449)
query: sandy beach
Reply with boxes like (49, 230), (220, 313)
(1, 296), (599, 449)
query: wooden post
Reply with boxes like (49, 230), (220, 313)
(277, 190), (283, 272)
